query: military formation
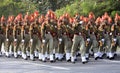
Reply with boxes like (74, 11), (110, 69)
(0, 10), (120, 64)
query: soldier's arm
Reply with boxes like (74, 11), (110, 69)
(13, 25), (16, 39)
(21, 25), (24, 40)
(6, 26), (8, 39)
(41, 22), (46, 40)
(57, 25), (62, 39)
(57, 25), (63, 42)
(29, 24), (33, 39)
(38, 26), (41, 40)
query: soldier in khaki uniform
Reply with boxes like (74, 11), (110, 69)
(85, 19), (99, 60)
(50, 16), (58, 61)
(29, 21), (41, 61)
(103, 18), (112, 59)
(21, 21), (30, 60)
(13, 14), (23, 58)
(57, 18), (64, 61)
(108, 14), (119, 59)
(37, 15), (45, 61)
(97, 13), (112, 59)
(114, 14), (120, 59)
(57, 14), (73, 61)
(21, 13), (30, 60)
(85, 12), (99, 60)
(5, 18), (14, 57)
(0, 16), (6, 56)
(71, 15), (87, 64)
(41, 10), (56, 62)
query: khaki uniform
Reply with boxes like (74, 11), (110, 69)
(103, 25), (111, 58)
(57, 25), (64, 60)
(85, 24), (99, 60)
(116, 25), (120, 48)
(29, 23), (41, 60)
(13, 25), (22, 58)
(5, 24), (14, 57)
(21, 24), (30, 59)
(0, 25), (5, 56)
(85, 24), (91, 59)
(97, 23), (105, 59)
(109, 24), (118, 59)
(41, 22), (56, 62)
(71, 22), (87, 63)
(57, 23), (73, 61)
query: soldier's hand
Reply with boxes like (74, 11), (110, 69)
(86, 38), (90, 46)
(30, 39), (33, 43)
(21, 39), (24, 43)
(6, 39), (9, 41)
(58, 38), (62, 44)
(42, 39), (46, 43)
(87, 38), (90, 42)
(112, 38), (117, 46)
(14, 39), (17, 46)
(101, 39), (105, 42)
(14, 39), (17, 42)
(110, 32), (112, 35)
(99, 40), (103, 47)
(59, 38), (62, 42)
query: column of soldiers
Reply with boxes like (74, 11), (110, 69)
(0, 10), (120, 64)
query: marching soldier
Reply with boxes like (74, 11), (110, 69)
(114, 13), (120, 59)
(57, 14), (73, 61)
(5, 16), (14, 57)
(50, 14), (58, 61)
(28, 11), (42, 61)
(84, 18), (91, 60)
(57, 18), (64, 61)
(97, 13), (111, 59)
(41, 10), (56, 62)
(21, 12), (30, 60)
(85, 14), (99, 60)
(103, 17), (112, 59)
(29, 23), (39, 60)
(37, 15), (45, 60)
(71, 15), (87, 64)
(87, 12), (100, 60)
(13, 14), (23, 58)
(97, 16), (107, 59)
(0, 15), (6, 56)
(109, 13), (119, 59)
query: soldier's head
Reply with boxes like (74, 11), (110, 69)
(1, 15), (6, 24)
(46, 16), (51, 24)
(38, 15), (45, 24)
(83, 17), (88, 25)
(88, 12), (95, 22)
(114, 16), (120, 25)
(62, 17), (69, 24)
(95, 17), (101, 26)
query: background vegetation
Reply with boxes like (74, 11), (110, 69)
(0, 0), (120, 18)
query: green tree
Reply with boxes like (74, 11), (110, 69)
(0, 0), (37, 17)
(55, 0), (120, 18)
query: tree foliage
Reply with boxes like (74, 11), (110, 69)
(55, 0), (120, 18)
(0, 0), (120, 18)
(0, 0), (37, 17)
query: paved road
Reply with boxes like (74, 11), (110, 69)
(0, 53), (120, 73)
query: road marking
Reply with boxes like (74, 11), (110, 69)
(0, 61), (70, 70)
